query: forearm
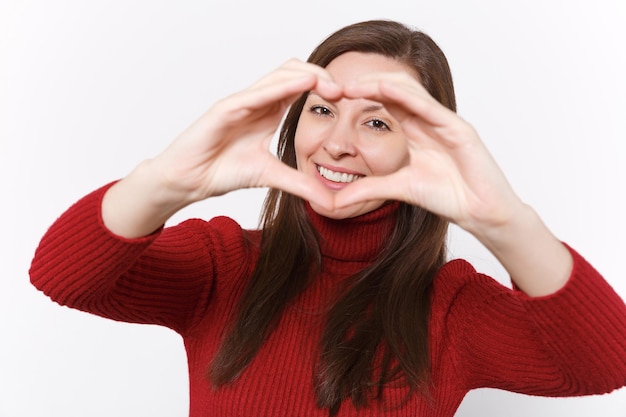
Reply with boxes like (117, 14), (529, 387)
(473, 203), (573, 297)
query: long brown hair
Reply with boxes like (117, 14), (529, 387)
(210, 19), (456, 413)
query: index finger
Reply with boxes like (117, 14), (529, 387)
(343, 72), (455, 127)
(248, 59), (342, 102)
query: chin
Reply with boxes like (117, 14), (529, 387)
(308, 200), (386, 220)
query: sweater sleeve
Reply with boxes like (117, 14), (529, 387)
(29, 183), (251, 334)
(435, 245), (626, 397)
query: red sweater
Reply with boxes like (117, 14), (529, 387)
(30, 183), (626, 416)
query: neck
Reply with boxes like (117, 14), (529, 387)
(305, 201), (400, 262)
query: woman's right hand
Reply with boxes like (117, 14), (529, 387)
(102, 60), (341, 238)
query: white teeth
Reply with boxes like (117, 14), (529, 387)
(317, 166), (362, 183)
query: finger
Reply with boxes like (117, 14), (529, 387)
(259, 59), (341, 93)
(333, 171), (411, 209)
(247, 60), (342, 102)
(343, 72), (455, 128)
(346, 74), (481, 154)
(213, 77), (338, 133)
(260, 160), (335, 211)
(220, 74), (315, 117)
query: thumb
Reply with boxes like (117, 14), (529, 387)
(261, 160), (336, 212)
(334, 173), (407, 209)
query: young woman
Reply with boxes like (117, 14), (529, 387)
(30, 20), (626, 416)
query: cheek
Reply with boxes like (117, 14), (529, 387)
(361, 139), (410, 175)
(293, 129), (310, 171)
(294, 122), (325, 171)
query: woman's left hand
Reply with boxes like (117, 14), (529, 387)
(335, 72), (524, 236)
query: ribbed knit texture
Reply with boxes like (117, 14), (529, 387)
(30, 183), (626, 416)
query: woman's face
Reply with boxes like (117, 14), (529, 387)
(294, 51), (412, 219)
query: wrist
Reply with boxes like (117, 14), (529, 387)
(133, 158), (196, 211)
(469, 202), (537, 248)
(101, 160), (191, 238)
(469, 203), (573, 296)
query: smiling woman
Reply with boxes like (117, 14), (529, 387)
(28, 18), (626, 417)
(295, 52), (412, 217)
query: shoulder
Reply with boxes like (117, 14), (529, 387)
(429, 258), (515, 326)
(177, 216), (261, 247)
(173, 215), (262, 256)
(170, 216), (262, 276)
(431, 259), (508, 302)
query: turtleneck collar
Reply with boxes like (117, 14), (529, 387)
(305, 201), (400, 263)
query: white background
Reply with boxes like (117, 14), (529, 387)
(1, 0), (625, 416)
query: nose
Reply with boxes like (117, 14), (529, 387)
(322, 124), (358, 159)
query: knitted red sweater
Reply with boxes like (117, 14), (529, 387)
(30, 183), (626, 416)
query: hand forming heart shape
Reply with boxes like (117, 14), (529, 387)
(152, 58), (524, 235)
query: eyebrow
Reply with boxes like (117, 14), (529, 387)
(308, 92), (385, 113)
(362, 104), (384, 113)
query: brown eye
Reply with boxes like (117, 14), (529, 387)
(309, 105), (333, 117)
(365, 118), (390, 131)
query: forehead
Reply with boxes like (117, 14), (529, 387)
(325, 51), (417, 83)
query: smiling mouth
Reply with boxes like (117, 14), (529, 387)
(317, 165), (363, 183)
